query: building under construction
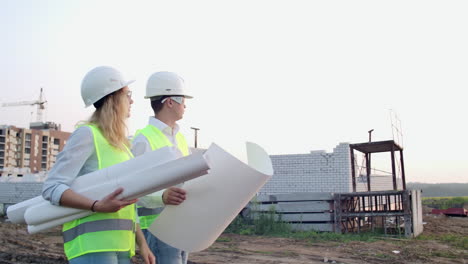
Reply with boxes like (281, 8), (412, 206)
(0, 123), (70, 174)
(1, 88), (72, 174)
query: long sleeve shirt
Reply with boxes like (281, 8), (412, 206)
(131, 116), (189, 208)
(42, 126), (97, 205)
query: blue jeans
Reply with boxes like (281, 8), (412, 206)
(69, 251), (131, 264)
(143, 229), (188, 264)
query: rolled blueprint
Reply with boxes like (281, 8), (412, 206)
(27, 211), (91, 234)
(25, 150), (209, 227)
(6, 196), (44, 225)
(149, 142), (273, 252)
(8, 146), (179, 225)
(26, 151), (209, 234)
(7, 146), (210, 234)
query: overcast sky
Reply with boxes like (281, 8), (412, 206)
(0, 0), (467, 183)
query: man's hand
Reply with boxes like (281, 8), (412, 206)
(162, 187), (187, 205)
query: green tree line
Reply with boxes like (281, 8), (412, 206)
(407, 182), (468, 197)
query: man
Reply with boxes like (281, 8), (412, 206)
(131, 71), (192, 264)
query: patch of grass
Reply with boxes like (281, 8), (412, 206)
(215, 237), (232, 242)
(226, 202), (408, 243)
(417, 233), (467, 250)
(252, 207), (291, 235)
(225, 212), (388, 243)
(440, 234), (468, 250)
(422, 196), (468, 209)
(224, 215), (253, 235)
(225, 205), (291, 236)
(290, 230), (383, 243)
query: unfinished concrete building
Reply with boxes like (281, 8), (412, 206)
(0, 123), (70, 174)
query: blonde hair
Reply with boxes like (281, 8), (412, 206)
(87, 89), (130, 151)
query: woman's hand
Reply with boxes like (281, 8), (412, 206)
(94, 187), (138, 213)
(140, 243), (156, 264)
(136, 225), (156, 264)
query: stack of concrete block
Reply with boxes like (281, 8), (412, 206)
(0, 182), (43, 215)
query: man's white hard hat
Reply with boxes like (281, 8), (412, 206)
(81, 66), (135, 107)
(145, 71), (193, 99)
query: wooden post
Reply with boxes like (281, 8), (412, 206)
(334, 193), (342, 234)
(391, 147), (397, 190)
(366, 153), (371, 192)
(399, 150), (407, 190)
(350, 147), (356, 192)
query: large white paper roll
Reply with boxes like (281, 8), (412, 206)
(27, 211), (91, 234)
(7, 146), (211, 234)
(7, 146), (177, 225)
(149, 142), (273, 252)
(6, 196), (45, 224)
(25, 150), (209, 227)
(7, 147), (178, 224)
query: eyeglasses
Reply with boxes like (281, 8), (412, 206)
(126, 90), (132, 99)
(161, 96), (184, 104)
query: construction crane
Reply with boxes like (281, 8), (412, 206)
(1, 87), (47, 123)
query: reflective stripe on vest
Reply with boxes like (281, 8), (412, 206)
(63, 124), (136, 260)
(63, 219), (135, 243)
(134, 124), (189, 229)
(137, 207), (164, 217)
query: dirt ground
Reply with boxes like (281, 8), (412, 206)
(0, 213), (466, 264)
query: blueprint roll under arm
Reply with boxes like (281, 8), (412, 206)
(7, 147), (210, 234)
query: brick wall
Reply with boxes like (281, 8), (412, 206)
(260, 143), (398, 195)
(260, 143), (352, 194)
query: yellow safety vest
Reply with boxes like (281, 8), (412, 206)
(63, 124), (136, 260)
(134, 124), (189, 229)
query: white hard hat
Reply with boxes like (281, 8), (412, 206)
(81, 66), (135, 107)
(145, 71), (193, 99)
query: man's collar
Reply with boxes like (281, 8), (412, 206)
(149, 116), (180, 135)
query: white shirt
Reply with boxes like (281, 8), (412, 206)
(131, 116), (187, 208)
(131, 116), (182, 156)
(42, 126), (99, 205)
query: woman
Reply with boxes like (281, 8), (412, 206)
(42, 66), (155, 264)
